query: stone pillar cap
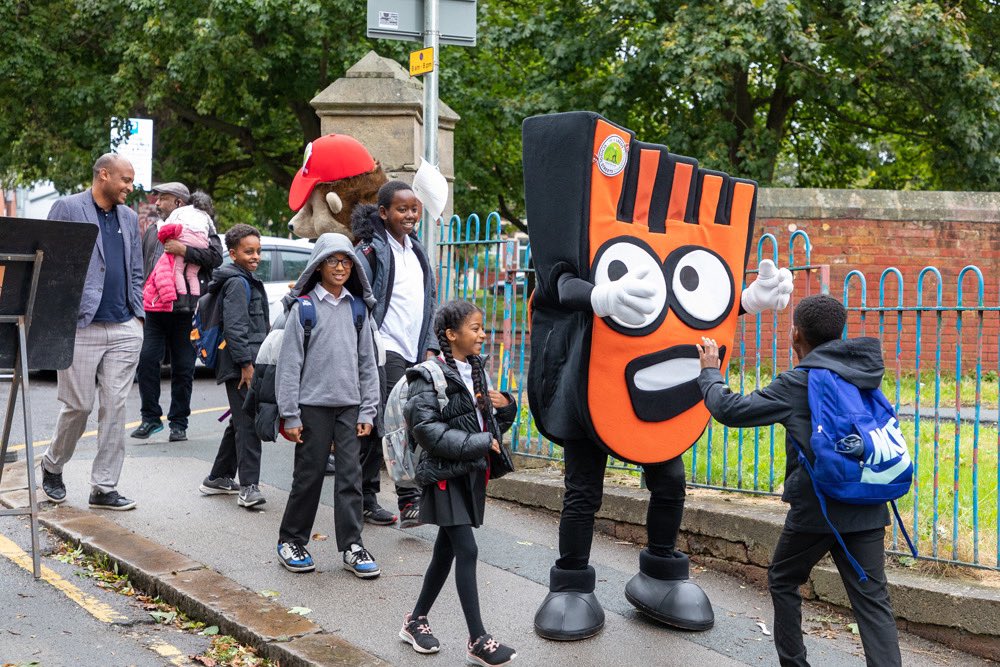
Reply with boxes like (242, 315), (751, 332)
(311, 50), (459, 124)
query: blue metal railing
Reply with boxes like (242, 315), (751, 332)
(430, 213), (999, 571)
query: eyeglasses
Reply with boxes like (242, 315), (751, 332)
(323, 257), (354, 268)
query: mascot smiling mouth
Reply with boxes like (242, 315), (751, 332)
(624, 344), (726, 422)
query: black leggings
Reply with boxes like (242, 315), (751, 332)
(412, 524), (486, 640)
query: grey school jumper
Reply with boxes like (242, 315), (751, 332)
(276, 233), (379, 430)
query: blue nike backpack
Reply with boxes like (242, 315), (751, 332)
(791, 368), (917, 580)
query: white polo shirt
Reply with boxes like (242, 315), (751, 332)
(379, 233), (425, 362)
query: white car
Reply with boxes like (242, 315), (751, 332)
(222, 235), (313, 326)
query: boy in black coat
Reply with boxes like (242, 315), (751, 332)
(200, 224), (270, 508)
(696, 295), (901, 667)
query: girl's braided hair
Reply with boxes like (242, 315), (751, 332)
(434, 300), (492, 420)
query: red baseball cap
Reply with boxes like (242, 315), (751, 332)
(288, 134), (377, 212)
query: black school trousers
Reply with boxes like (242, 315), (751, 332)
(279, 405), (364, 552)
(361, 350), (421, 510)
(209, 380), (261, 486)
(137, 311), (196, 429)
(556, 440), (687, 570)
(768, 526), (901, 667)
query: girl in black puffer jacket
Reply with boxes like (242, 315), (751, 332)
(398, 301), (518, 665)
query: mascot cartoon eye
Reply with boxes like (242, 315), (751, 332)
(592, 237), (668, 332)
(665, 246), (735, 329)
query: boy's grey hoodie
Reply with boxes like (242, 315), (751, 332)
(276, 233), (379, 430)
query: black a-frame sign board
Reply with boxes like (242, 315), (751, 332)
(0, 217), (98, 578)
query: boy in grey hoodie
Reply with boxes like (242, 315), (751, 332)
(696, 295), (900, 667)
(275, 233), (381, 578)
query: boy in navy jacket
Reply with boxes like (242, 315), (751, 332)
(696, 295), (901, 667)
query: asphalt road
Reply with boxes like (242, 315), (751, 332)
(0, 374), (990, 666)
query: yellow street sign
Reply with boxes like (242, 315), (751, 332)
(409, 47), (434, 76)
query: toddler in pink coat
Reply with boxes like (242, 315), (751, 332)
(143, 205), (212, 312)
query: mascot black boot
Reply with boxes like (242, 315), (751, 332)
(534, 565), (605, 640)
(625, 549), (714, 631)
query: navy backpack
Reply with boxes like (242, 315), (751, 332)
(792, 368), (917, 580)
(190, 277), (251, 369)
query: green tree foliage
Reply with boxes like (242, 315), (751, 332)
(0, 1), (996, 232)
(450, 0), (1000, 229)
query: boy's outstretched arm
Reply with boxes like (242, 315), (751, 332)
(696, 337), (795, 428)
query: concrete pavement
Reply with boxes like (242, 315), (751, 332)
(0, 375), (993, 665)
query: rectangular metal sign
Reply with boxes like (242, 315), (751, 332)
(367, 0), (477, 47)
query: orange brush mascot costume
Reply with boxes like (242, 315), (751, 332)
(523, 112), (792, 640)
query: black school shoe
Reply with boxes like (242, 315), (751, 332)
(467, 634), (516, 666)
(41, 469), (66, 504)
(89, 490), (136, 511)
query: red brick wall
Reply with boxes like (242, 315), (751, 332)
(740, 190), (1000, 374)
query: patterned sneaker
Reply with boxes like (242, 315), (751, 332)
(168, 426), (187, 442)
(467, 634), (516, 666)
(238, 484), (266, 508)
(342, 543), (380, 578)
(41, 469), (66, 504)
(399, 501), (423, 529)
(277, 541), (315, 573)
(363, 503), (398, 526)
(399, 613), (441, 654)
(130, 421), (163, 439)
(200, 476), (239, 495)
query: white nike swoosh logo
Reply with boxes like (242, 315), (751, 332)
(860, 454), (911, 485)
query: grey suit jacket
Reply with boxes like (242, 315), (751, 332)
(47, 189), (145, 328)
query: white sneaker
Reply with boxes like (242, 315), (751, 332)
(342, 543), (380, 578)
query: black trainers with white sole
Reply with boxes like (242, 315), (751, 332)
(88, 490), (136, 511)
(399, 613), (441, 654)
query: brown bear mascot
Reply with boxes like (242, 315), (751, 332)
(287, 134), (388, 241)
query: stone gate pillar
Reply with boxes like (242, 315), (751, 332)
(310, 50), (460, 221)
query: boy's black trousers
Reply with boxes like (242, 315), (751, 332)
(209, 380), (261, 485)
(360, 350), (421, 511)
(279, 405), (364, 552)
(768, 526), (901, 667)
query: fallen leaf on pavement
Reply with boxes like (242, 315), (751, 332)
(312, 534), (328, 541)
(259, 590), (279, 598)
(288, 607), (312, 616)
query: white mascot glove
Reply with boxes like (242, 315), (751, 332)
(741, 259), (794, 314)
(590, 268), (659, 326)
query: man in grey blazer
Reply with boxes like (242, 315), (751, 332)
(40, 153), (145, 510)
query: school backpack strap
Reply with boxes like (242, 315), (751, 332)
(418, 359), (450, 411)
(296, 295), (317, 356)
(349, 295), (366, 335)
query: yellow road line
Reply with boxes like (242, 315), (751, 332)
(0, 533), (127, 623)
(5, 406), (228, 453)
(150, 640), (193, 666)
